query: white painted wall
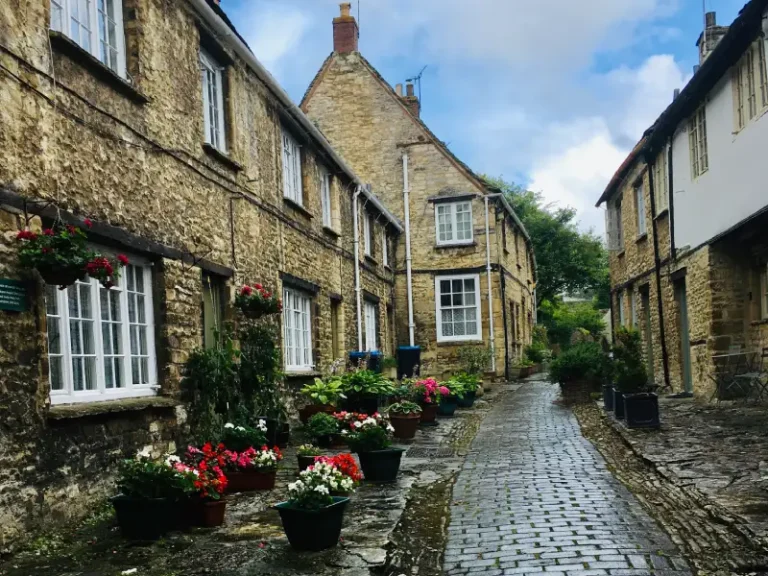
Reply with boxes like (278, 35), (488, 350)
(672, 34), (768, 250)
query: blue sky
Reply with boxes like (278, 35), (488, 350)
(221, 0), (746, 233)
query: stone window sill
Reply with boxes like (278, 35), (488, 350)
(202, 144), (243, 172)
(436, 340), (483, 347)
(284, 371), (322, 380)
(435, 242), (477, 250)
(323, 226), (340, 238)
(48, 396), (180, 421)
(654, 209), (669, 221)
(283, 197), (314, 220)
(49, 31), (150, 105)
(617, 249), (626, 258)
(365, 255), (379, 266)
(636, 233), (648, 244)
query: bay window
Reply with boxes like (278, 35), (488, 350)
(283, 287), (313, 371)
(435, 274), (481, 342)
(45, 261), (156, 404)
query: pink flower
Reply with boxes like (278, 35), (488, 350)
(439, 386), (450, 396)
(83, 218), (93, 228)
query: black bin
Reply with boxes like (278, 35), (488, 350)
(397, 346), (421, 379)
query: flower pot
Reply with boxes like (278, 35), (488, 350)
(227, 470), (276, 492)
(509, 366), (522, 380)
(198, 499), (227, 527)
(274, 497), (349, 551)
(457, 391), (476, 408)
(111, 495), (177, 540)
(38, 266), (86, 289)
(343, 394), (379, 415)
(419, 403), (439, 424)
(298, 404), (335, 424)
(624, 393), (660, 429)
(297, 454), (318, 472)
(389, 412), (421, 440)
(438, 396), (458, 416)
(260, 418), (290, 448)
(357, 448), (405, 483)
(316, 434), (344, 449)
(613, 389), (625, 420)
(559, 379), (593, 405)
(603, 384), (615, 411)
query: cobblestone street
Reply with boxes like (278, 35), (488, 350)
(444, 380), (692, 576)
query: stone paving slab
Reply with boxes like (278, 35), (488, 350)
(604, 397), (768, 546)
(444, 379), (693, 576)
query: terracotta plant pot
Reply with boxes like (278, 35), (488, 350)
(227, 470), (276, 492)
(186, 498), (227, 528)
(389, 412), (421, 440)
(419, 403), (439, 424)
(298, 404), (335, 424)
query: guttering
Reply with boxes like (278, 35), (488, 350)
(484, 195), (497, 373)
(402, 153), (416, 346)
(352, 186), (364, 351)
(188, 0), (403, 234)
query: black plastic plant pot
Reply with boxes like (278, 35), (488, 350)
(274, 497), (350, 551)
(343, 394), (380, 415)
(260, 418), (290, 448)
(438, 396), (458, 416)
(457, 391), (476, 408)
(624, 393), (660, 429)
(603, 385), (615, 411)
(397, 346), (421, 379)
(358, 448), (405, 483)
(111, 495), (177, 540)
(297, 454), (318, 472)
(613, 389), (625, 420)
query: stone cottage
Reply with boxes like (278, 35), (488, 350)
(302, 4), (537, 379)
(597, 2), (768, 399)
(0, 0), (404, 549)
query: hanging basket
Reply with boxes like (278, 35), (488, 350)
(38, 265), (86, 289)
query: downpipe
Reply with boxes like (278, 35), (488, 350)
(402, 153), (415, 346)
(353, 186), (363, 351)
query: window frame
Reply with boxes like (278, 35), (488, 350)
(200, 48), (227, 153)
(617, 290), (626, 327)
(283, 287), (313, 372)
(653, 149), (669, 214)
(45, 260), (157, 405)
(50, 0), (127, 78)
(689, 105), (709, 179)
(435, 273), (482, 343)
(635, 181), (647, 237)
(615, 195), (624, 251)
(363, 211), (373, 257)
(282, 128), (303, 205)
(435, 201), (474, 246)
(364, 300), (378, 352)
(320, 166), (333, 228)
(382, 231), (389, 267)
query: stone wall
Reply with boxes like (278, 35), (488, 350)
(0, 0), (396, 550)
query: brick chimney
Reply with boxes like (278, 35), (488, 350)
(333, 3), (358, 53)
(697, 11), (729, 64)
(402, 82), (421, 117)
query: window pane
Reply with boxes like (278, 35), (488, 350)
(50, 357), (63, 391)
(452, 292), (464, 306)
(452, 280), (462, 293)
(48, 317), (61, 354)
(465, 289), (476, 307)
(441, 293), (451, 307)
(440, 280), (451, 294)
(441, 310), (453, 336)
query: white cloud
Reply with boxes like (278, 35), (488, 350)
(235, 5), (310, 74)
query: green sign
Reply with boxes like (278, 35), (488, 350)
(0, 279), (26, 312)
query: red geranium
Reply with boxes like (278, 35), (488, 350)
(315, 453), (362, 483)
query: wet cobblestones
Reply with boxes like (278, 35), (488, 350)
(444, 380), (693, 576)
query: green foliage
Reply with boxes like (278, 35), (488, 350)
(300, 377), (346, 406)
(297, 444), (321, 456)
(443, 378), (471, 399)
(484, 176), (608, 306)
(341, 370), (395, 396)
(387, 400), (422, 415)
(382, 356), (398, 370)
(457, 346), (492, 375)
(346, 425), (391, 452)
(548, 342), (609, 384)
(305, 413), (340, 440)
(239, 323), (286, 422)
(540, 300), (606, 350)
(613, 328), (649, 393)
(525, 343), (547, 364)
(222, 422), (267, 452)
(117, 455), (196, 500)
(235, 283), (281, 318)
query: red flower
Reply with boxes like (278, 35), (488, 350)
(83, 218), (93, 228)
(117, 254), (129, 266)
(43, 228), (54, 236)
(16, 230), (37, 241)
(66, 225), (77, 235)
(240, 285), (253, 297)
(42, 247), (52, 254)
(253, 283), (262, 290)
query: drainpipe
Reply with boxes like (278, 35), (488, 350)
(484, 195), (497, 373)
(402, 153), (415, 346)
(353, 186), (364, 351)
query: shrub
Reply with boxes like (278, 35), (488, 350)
(457, 346), (492, 375)
(525, 343), (547, 364)
(548, 342), (608, 384)
(613, 328), (648, 394)
(306, 413), (340, 441)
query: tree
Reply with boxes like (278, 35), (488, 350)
(483, 176), (608, 306)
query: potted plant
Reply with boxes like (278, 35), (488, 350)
(274, 462), (356, 551)
(548, 342), (607, 405)
(614, 328), (658, 428)
(340, 369), (395, 414)
(111, 450), (197, 540)
(454, 373), (479, 408)
(313, 454), (362, 495)
(439, 379), (467, 416)
(297, 444), (322, 472)
(224, 445), (283, 492)
(306, 412), (342, 448)
(235, 283), (282, 319)
(382, 356), (398, 380)
(181, 443), (229, 527)
(386, 401), (422, 440)
(412, 378), (450, 424)
(222, 421), (267, 452)
(298, 377), (345, 423)
(345, 413), (403, 483)
(16, 223), (128, 289)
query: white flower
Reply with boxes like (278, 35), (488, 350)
(136, 448), (151, 459)
(236, 426), (246, 432)
(257, 419), (268, 432)
(341, 429), (350, 435)
(165, 455), (180, 466)
(387, 424), (395, 433)
(314, 485), (329, 495)
(353, 421), (363, 429)
(224, 423), (235, 429)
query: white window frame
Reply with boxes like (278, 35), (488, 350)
(435, 201), (474, 246)
(364, 300), (377, 352)
(363, 212), (373, 257)
(618, 290), (626, 327)
(282, 128), (303, 205)
(653, 149), (669, 214)
(320, 167), (332, 228)
(635, 182), (646, 237)
(45, 260), (156, 405)
(200, 49), (227, 153)
(689, 105), (709, 179)
(382, 232), (389, 267)
(283, 287), (313, 372)
(50, 0), (127, 78)
(435, 274), (482, 343)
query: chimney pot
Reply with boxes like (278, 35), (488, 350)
(395, 83), (403, 96)
(693, 64), (700, 74)
(333, 2), (359, 53)
(673, 88), (680, 100)
(406, 82), (415, 97)
(705, 11), (716, 28)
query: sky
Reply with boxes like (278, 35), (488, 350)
(221, 0), (747, 234)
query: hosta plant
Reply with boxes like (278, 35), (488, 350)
(300, 377), (346, 406)
(386, 401), (422, 415)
